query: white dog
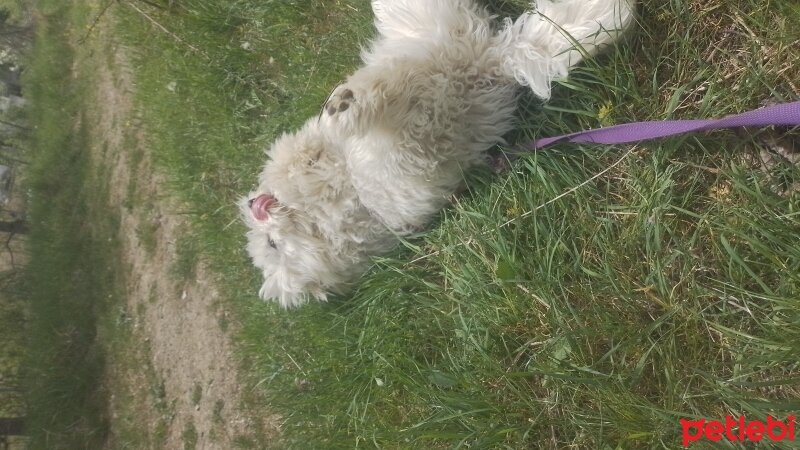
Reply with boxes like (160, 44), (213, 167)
(242, 0), (635, 307)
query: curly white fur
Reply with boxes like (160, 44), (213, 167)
(242, 0), (635, 307)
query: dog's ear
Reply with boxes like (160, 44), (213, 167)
(266, 121), (326, 172)
(261, 119), (346, 204)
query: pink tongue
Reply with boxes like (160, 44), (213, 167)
(251, 194), (276, 221)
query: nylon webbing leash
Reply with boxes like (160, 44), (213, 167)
(533, 101), (800, 149)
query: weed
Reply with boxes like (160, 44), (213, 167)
(181, 420), (198, 450)
(191, 382), (202, 406)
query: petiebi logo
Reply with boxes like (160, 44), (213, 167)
(680, 415), (796, 447)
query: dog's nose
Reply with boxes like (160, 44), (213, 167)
(248, 198), (255, 208)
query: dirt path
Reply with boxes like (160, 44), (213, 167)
(79, 13), (279, 450)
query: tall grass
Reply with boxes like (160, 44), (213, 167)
(20, 1), (122, 447)
(0, 0), (28, 24)
(98, 0), (800, 447)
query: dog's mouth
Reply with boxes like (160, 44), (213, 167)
(249, 194), (277, 221)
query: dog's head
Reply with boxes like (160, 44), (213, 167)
(241, 119), (363, 307)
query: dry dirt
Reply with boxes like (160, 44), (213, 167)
(80, 15), (279, 450)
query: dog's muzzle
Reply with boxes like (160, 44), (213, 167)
(249, 194), (276, 221)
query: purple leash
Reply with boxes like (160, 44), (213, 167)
(533, 101), (800, 149)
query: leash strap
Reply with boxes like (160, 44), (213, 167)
(533, 100), (800, 149)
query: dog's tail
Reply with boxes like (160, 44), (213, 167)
(499, 0), (635, 99)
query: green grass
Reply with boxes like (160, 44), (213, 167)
(0, 272), (25, 431)
(182, 420), (199, 450)
(18, 1), (123, 448)
(173, 231), (201, 281)
(0, 0), (27, 24)
(191, 382), (202, 406)
(23, 0), (800, 448)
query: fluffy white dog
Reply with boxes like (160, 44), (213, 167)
(242, 0), (635, 307)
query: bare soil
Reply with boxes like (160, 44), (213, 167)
(81, 16), (279, 450)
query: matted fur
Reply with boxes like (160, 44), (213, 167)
(242, 0), (635, 307)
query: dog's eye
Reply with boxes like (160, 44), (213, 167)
(267, 236), (277, 249)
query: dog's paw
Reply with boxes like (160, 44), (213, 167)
(325, 86), (355, 117)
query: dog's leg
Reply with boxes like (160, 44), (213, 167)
(499, 0), (635, 99)
(370, 0), (487, 40)
(370, 0), (391, 31)
(322, 80), (371, 137)
(325, 86), (355, 117)
(323, 65), (417, 136)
